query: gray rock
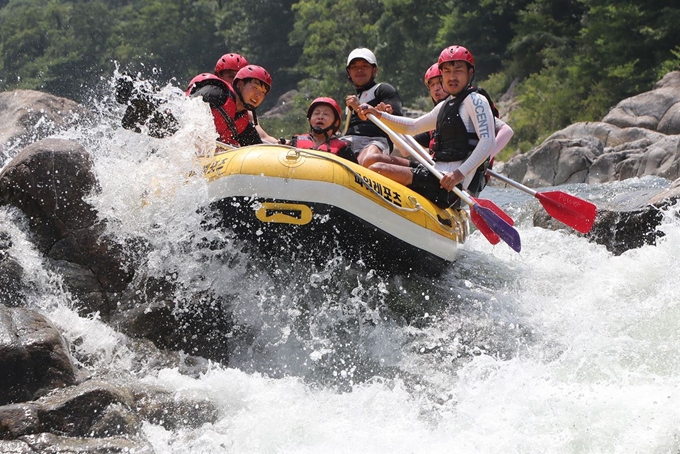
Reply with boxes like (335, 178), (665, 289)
(504, 71), (680, 187)
(0, 305), (76, 405)
(602, 88), (680, 131)
(0, 90), (91, 158)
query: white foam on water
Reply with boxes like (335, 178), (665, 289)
(4, 81), (680, 452)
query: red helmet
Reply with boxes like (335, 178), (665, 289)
(215, 53), (249, 74)
(185, 73), (228, 96)
(306, 97), (341, 121)
(423, 63), (442, 86)
(438, 45), (475, 69)
(232, 65), (272, 94)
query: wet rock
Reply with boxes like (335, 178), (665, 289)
(111, 276), (233, 364)
(533, 177), (680, 255)
(0, 231), (26, 307)
(132, 385), (219, 430)
(0, 138), (135, 316)
(0, 381), (139, 440)
(0, 305), (76, 405)
(587, 207), (665, 256)
(5, 433), (154, 453)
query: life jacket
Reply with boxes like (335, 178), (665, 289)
(188, 76), (251, 146)
(292, 134), (357, 163)
(292, 134), (344, 154)
(346, 82), (384, 134)
(431, 86), (497, 162)
(210, 88), (251, 146)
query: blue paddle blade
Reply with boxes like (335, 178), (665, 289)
(472, 203), (522, 252)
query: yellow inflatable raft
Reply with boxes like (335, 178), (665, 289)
(200, 143), (469, 274)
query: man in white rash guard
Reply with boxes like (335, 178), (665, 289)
(358, 45), (513, 208)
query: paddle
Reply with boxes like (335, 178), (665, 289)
(398, 133), (515, 246)
(486, 169), (597, 234)
(366, 113), (521, 252)
(342, 107), (352, 136)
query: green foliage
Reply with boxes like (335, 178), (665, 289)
(0, 0), (116, 98)
(259, 113), (309, 142)
(1, 0), (679, 155)
(437, 0), (530, 80)
(659, 46), (680, 77)
(290, 0), (383, 104)
(511, 68), (580, 151)
(213, 0), (302, 110)
(373, 0), (448, 102)
(111, 0), (222, 83)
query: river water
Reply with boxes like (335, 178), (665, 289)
(2, 84), (680, 453)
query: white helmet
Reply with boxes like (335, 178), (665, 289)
(346, 48), (377, 68)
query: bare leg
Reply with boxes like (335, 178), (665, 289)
(357, 144), (384, 167)
(362, 153), (411, 168)
(368, 162), (414, 186)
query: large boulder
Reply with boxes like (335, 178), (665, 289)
(0, 90), (90, 157)
(603, 71), (680, 135)
(0, 139), (135, 316)
(0, 305), (76, 406)
(504, 71), (680, 186)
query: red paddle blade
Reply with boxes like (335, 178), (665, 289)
(537, 191), (597, 234)
(473, 198), (515, 226)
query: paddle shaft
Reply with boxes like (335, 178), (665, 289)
(401, 134), (435, 166)
(486, 169), (537, 196)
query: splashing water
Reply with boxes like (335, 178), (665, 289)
(2, 75), (680, 453)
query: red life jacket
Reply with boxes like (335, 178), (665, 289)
(293, 134), (348, 155)
(210, 87), (250, 146)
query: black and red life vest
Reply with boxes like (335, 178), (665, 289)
(208, 88), (252, 146)
(431, 86), (497, 163)
(188, 75), (260, 147)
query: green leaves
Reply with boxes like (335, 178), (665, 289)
(0, 0), (678, 149)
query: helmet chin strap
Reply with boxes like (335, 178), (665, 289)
(311, 125), (334, 138)
(234, 84), (259, 125)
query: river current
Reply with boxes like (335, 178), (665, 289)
(2, 84), (679, 453)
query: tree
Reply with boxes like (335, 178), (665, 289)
(0, 0), (116, 101)
(213, 0), (303, 109)
(290, 0), (383, 105)
(436, 0), (530, 82)
(373, 0), (448, 104)
(111, 0), (223, 84)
